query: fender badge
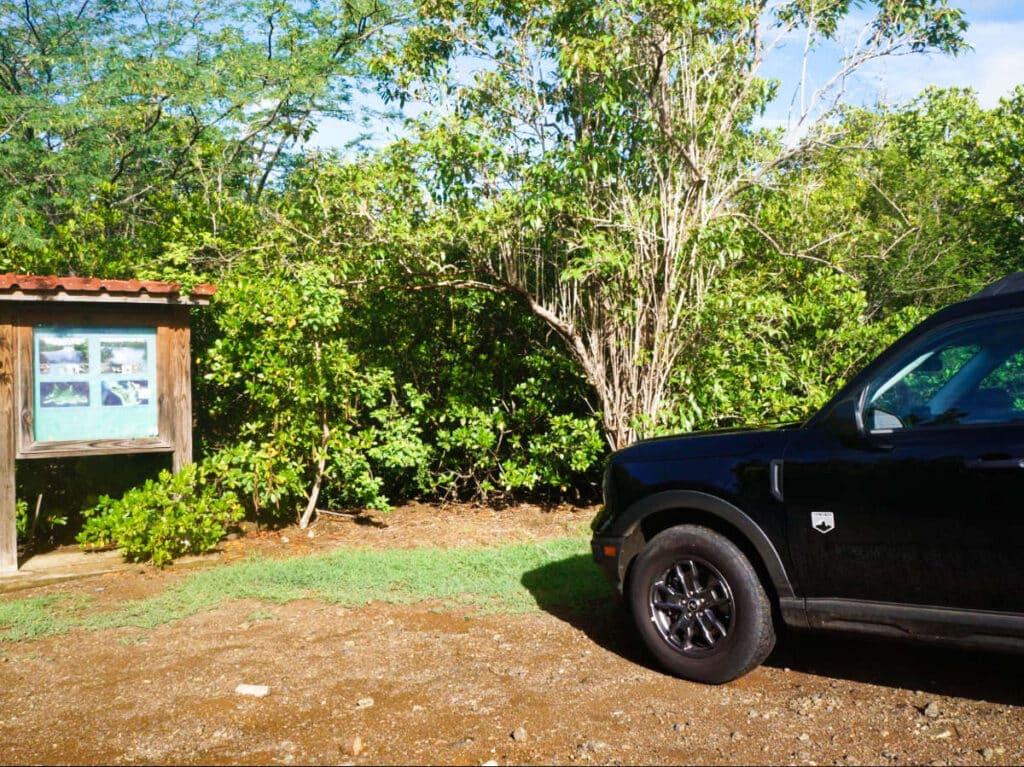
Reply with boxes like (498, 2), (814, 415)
(811, 511), (835, 534)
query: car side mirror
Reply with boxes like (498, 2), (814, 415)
(827, 389), (868, 442)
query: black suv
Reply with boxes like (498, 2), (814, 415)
(591, 275), (1024, 683)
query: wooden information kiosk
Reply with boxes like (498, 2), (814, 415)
(0, 275), (214, 573)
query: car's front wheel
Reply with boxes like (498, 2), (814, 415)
(628, 525), (775, 684)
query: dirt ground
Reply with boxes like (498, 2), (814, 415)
(1, 503), (1022, 766)
(223, 500), (595, 555)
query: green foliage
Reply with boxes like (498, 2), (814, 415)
(667, 269), (924, 431)
(200, 263), (432, 517)
(77, 459), (244, 566)
(349, 286), (606, 499)
(764, 86), (1024, 315)
(186, 154), (605, 507)
(0, 0), (394, 274)
(197, 256), (604, 506)
(14, 498), (27, 539)
(13, 455), (167, 548)
(13, 496), (67, 545)
(379, 0), (968, 447)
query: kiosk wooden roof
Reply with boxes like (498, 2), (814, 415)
(0, 274), (215, 304)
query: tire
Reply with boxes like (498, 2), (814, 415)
(628, 525), (775, 684)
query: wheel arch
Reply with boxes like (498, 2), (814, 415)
(617, 490), (795, 601)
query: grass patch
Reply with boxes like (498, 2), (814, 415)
(0, 594), (91, 641)
(0, 536), (610, 641)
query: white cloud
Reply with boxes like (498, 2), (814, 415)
(856, 20), (1024, 107)
(975, 47), (1024, 106)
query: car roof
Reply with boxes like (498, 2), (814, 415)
(970, 272), (1024, 300)
(923, 274), (1024, 330)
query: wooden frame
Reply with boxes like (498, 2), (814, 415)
(0, 302), (195, 573)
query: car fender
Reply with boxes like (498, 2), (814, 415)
(614, 489), (795, 600)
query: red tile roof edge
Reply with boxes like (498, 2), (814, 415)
(0, 274), (216, 298)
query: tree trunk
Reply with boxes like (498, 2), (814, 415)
(298, 416), (330, 529)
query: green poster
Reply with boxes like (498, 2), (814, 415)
(33, 327), (158, 442)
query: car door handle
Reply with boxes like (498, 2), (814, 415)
(964, 457), (1024, 470)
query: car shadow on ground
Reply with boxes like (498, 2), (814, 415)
(764, 633), (1024, 706)
(522, 554), (1024, 706)
(519, 552), (659, 671)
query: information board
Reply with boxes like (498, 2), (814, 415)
(33, 326), (158, 442)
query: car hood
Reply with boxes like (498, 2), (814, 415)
(612, 422), (801, 463)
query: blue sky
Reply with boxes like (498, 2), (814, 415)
(306, 1), (1024, 152)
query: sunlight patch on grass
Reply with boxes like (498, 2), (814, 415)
(0, 536), (610, 641)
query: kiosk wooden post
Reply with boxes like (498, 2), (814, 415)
(0, 275), (214, 573)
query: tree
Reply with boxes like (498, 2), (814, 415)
(0, 0), (398, 273)
(387, 0), (967, 448)
(757, 86), (1024, 317)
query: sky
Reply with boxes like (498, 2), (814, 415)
(305, 1), (1024, 152)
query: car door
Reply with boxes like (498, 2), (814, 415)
(783, 309), (1024, 614)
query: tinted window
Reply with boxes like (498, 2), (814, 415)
(865, 312), (1024, 431)
(977, 349), (1024, 411)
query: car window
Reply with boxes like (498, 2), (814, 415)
(977, 349), (1024, 412)
(865, 312), (1024, 431)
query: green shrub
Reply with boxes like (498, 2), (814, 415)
(78, 459), (244, 567)
(13, 496), (67, 545)
(15, 499), (28, 539)
(346, 285), (607, 501)
(198, 264), (437, 520)
(664, 269), (923, 432)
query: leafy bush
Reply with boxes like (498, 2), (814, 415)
(77, 460), (244, 567)
(199, 263), (434, 521)
(13, 496), (68, 545)
(343, 282), (607, 501)
(15, 499), (28, 539)
(665, 269), (923, 432)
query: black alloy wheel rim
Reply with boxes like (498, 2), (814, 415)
(648, 557), (734, 657)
